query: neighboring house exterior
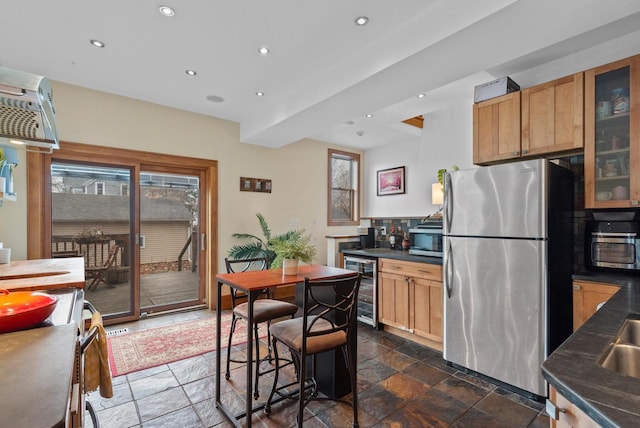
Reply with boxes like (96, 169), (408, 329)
(51, 192), (194, 269)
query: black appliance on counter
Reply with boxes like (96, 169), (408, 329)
(357, 227), (375, 249)
(585, 210), (640, 271)
(409, 220), (443, 257)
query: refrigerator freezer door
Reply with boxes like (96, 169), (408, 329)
(444, 159), (546, 239)
(443, 236), (547, 396)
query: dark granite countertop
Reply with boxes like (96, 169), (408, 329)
(542, 271), (640, 427)
(342, 248), (443, 265)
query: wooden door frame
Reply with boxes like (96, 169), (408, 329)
(27, 141), (218, 322)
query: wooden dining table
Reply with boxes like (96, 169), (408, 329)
(214, 264), (356, 428)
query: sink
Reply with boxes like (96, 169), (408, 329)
(600, 344), (640, 379)
(616, 317), (640, 346)
(599, 314), (640, 380)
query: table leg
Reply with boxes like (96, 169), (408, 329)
(245, 290), (256, 428)
(215, 281), (222, 406)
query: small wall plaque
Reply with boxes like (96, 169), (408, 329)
(240, 177), (272, 193)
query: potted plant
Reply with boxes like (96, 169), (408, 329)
(228, 213), (301, 268)
(269, 230), (317, 275)
(437, 165), (459, 186)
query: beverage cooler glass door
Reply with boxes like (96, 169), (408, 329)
(343, 256), (377, 327)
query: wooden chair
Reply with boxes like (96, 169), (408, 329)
(85, 245), (120, 290)
(224, 257), (298, 400)
(264, 273), (361, 427)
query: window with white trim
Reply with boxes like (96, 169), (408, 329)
(328, 149), (359, 226)
(95, 181), (105, 195)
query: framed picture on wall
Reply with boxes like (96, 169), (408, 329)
(377, 166), (405, 196)
(240, 177), (272, 193)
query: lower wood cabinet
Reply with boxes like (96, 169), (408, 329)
(572, 280), (620, 332)
(548, 386), (600, 428)
(378, 258), (442, 344)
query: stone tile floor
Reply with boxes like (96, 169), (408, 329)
(86, 309), (549, 427)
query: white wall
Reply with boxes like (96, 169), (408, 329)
(364, 102), (474, 218)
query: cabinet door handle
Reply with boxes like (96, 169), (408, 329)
(398, 326), (414, 334)
(513, 151), (519, 156)
(522, 149), (528, 154)
(445, 240), (453, 298)
(545, 399), (566, 420)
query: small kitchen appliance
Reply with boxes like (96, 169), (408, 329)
(357, 227), (375, 249)
(586, 211), (640, 271)
(409, 220), (443, 257)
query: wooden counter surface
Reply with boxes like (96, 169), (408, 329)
(0, 257), (85, 291)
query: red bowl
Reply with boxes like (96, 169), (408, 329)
(0, 289), (59, 334)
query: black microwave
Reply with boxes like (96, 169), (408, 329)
(409, 222), (443, 257)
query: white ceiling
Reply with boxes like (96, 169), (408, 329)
(2, 0), (640, 150)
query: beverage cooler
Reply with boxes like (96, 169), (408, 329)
(343, 256), (377, 327)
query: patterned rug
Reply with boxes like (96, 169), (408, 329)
(107, 312), (265, 376)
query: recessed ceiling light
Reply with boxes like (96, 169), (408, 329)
(185, 69), (197, 76)
(90, 39), (105, 48)
(159, 6), (175, 17)
(255, 91), (265, 97)
(206, 95), (225, 103)
(354, 16), (369, 26)
(366, 113), (373, 118)
(258, 46), (270, 56)
(417, 93), (426, 98)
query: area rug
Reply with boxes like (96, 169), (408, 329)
(107, 312), (266, 376)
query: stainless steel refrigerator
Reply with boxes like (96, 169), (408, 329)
(442, 158), (574, 399)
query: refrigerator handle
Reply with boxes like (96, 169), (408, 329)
(444, 172), (453, 232)
(445, 239), (453, 298)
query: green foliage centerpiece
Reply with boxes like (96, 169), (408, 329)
(269, 230), (317, 275)
(228, 213), (317, 274)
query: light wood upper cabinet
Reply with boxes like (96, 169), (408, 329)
(473, 91), (521, 165)
(585, 54), (640, 208)
(572, 279), (620, 332)
(521, 72), (584, 157)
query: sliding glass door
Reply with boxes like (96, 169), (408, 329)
(42, 145), (212, 324)
(51, 161), (135, 317)
(139, 169), (203, 314)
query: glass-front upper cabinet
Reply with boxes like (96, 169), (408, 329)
(585, 55), (640, 208)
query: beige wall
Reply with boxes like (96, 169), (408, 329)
(0, 82), (362, 272)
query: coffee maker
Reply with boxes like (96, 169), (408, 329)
(358, 227), (375, 248)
